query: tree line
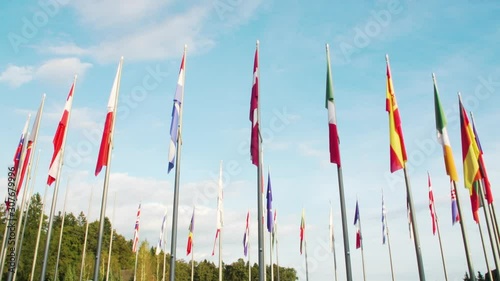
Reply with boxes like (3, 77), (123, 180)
(0, 193), (298, 280)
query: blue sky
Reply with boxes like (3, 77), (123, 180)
(1, 0), (500, 280)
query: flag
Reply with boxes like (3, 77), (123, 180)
(187, 208), (195, 256)
(329, 202), (335, 251)
(17, 95), (45, 196)
(407, 197), (413, 240)
(266, 170), (273, 233)
(13, 115), (30, 175)
(433, 74), (459, 181)
(354, 200), (361, 249)
(326, 44), (341, 166)
(249, 43), (260, 166)
(48, 81), (75, 186)
(243, 211), (250, 257)
(458, 95), (481, 223)
(471, 115), (494, 204)
(272, 209), (277, 247)
(385, 55), (407, 173)
(95, 57), (123, 176)
(451, 180), (460, 225)
(212, 162), (224, 256)
(471, 181), (481, 223)
(382, 195), (387, 244)
(132, 203), (141, 253)
(167, 50), (186, 174)
(155, 209), (167, 255)
(428, 172), (437, 235)
(300, 208), (305, 254)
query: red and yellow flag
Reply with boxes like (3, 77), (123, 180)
(458, 95), (481, 193)
(385, 55), (407, 172)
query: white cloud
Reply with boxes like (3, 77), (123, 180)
(0, 58), (92, 88)
(0, 65), (35, 88)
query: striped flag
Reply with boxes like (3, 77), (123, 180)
(13, 115), (30, 176)
(155, 209), (168, 255)
(243, 211), (250, 256)
(428, 172), (437, 235)
(471, 116), (494, 204)
(354, 200), (361, 249)
(167, 50), (186, 174)
(451, 180), (460, 225)
(433, 74), (459, 182)
(95, 57), (124, 176)
(48, 81), (75, 185)
(326, 44), (341, 166)
(132, 203), (141, 253)
(385, 55), (407, 173)
(249, 43), (260, 166)
(17, 94), (45, 196)
(300, 209), (305, 254)
(186, 208), (195, 256)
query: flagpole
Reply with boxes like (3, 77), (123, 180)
(190, 241), (194, 281)
(358, 205), (367, 281)
(162, 228), (167, 281)
(219, 221), (222, 281)
(169, 45), (187, 281)
(79, 184), (94, 281)
(478, 221), (492, 277)
(40, 75), (77, 281)
(106, 192), (117, 281)
(54, 178), (71, 280)
(30, 183), (48, 281)
(134, 246), (139, 281)
(478, 182), (500, 279)
(433, 201), (449, 281)
(13, 148), (41, 281)
(384, 208), (396, 281)
(93, 57), (123, 281)
(304, 239), (309, 281)
(248, 241), (251, 281)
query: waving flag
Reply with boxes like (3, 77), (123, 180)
(243, 211), (250, 257)
(132, 203), (141, 253)
(471, 115), (494, 204)
(17, 95), (45, 196)
(354, 200), (361, 249)
(385, 55), (407, 172)
(212, 162), (224, 256)
(95, 57), (124, 176)
(433, 74), (459, 181)
(250, 43), (260, 166)
(325, 44), (341, 166)
(451, 180), (460, 225)
(266, 170), (273, 233)
(272, 209), (277, 247)
(13, 115), (30, 175)
(167, 50), (186, 174)
(187, 208), (195, 256)
(300, 209), (305, 254)
(428, 173), (437, 235)
(48, 81), (75, 186)
(156, 209), (168, 255)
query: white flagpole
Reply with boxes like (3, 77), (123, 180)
(275, 212), (280, 281)
(79, 184), (94, 281)
(134, 246), (140, 281)
(93, 57), (124, 281)
(13, 148), (41, 281)
(106, 192), (117, 281)
(162, 211), (167, 281)
(40, 75), (77, 281)
(29, 183), (49, 281)
(54, 178), (71, 280)
(304, 239), (309, 281)
(218, 160), (223, 281)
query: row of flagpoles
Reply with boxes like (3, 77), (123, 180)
(3, 39), (500, 281)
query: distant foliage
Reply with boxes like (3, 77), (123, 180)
(0, 193), (298, 281)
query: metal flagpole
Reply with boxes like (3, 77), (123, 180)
(93, 57), (123, 281)
(329, 201), (338, 281)
(384, 207), (396, 281)
(304, 239), (309, 281)
(106, 192), (117, 281)
(219, 217), (223, 280)
(134, 246), (139, 281)
(169, 45), (187, 281)
(478, 182), (500, 279)
(432, 200), (449, 280)
(270, 228), (273, 281)
(358, 202), (367, 281)
(30, 184), (49, 281)
(80, 184), (94, 281)
(248, 241), (251, 281)
(40, 75), (77, 281)
(478, 221), (491, 277)
(13, 148), (41, 281)
(54, 179), (71, 280)
(190, 241), (194, 281)
(162, 225), (167, 281)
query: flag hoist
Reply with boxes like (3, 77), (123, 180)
(168, 46), (187, 281)
(385, 54), (426, 280)
(432, 73), (476, 281)
(93, 57), (124, 281)
(40, 77), (77, 281)
(325, 43), (353, 281)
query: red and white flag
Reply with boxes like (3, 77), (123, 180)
(95, 57), (124, 176)
(47, 80), (75, 186)
(249, 42), (260, 166)
(132, 203), (141, 253)
(428, 172), (437, 235)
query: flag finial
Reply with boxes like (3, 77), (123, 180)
(385, 54), (389, 62)
(256, 40), (259, 46)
